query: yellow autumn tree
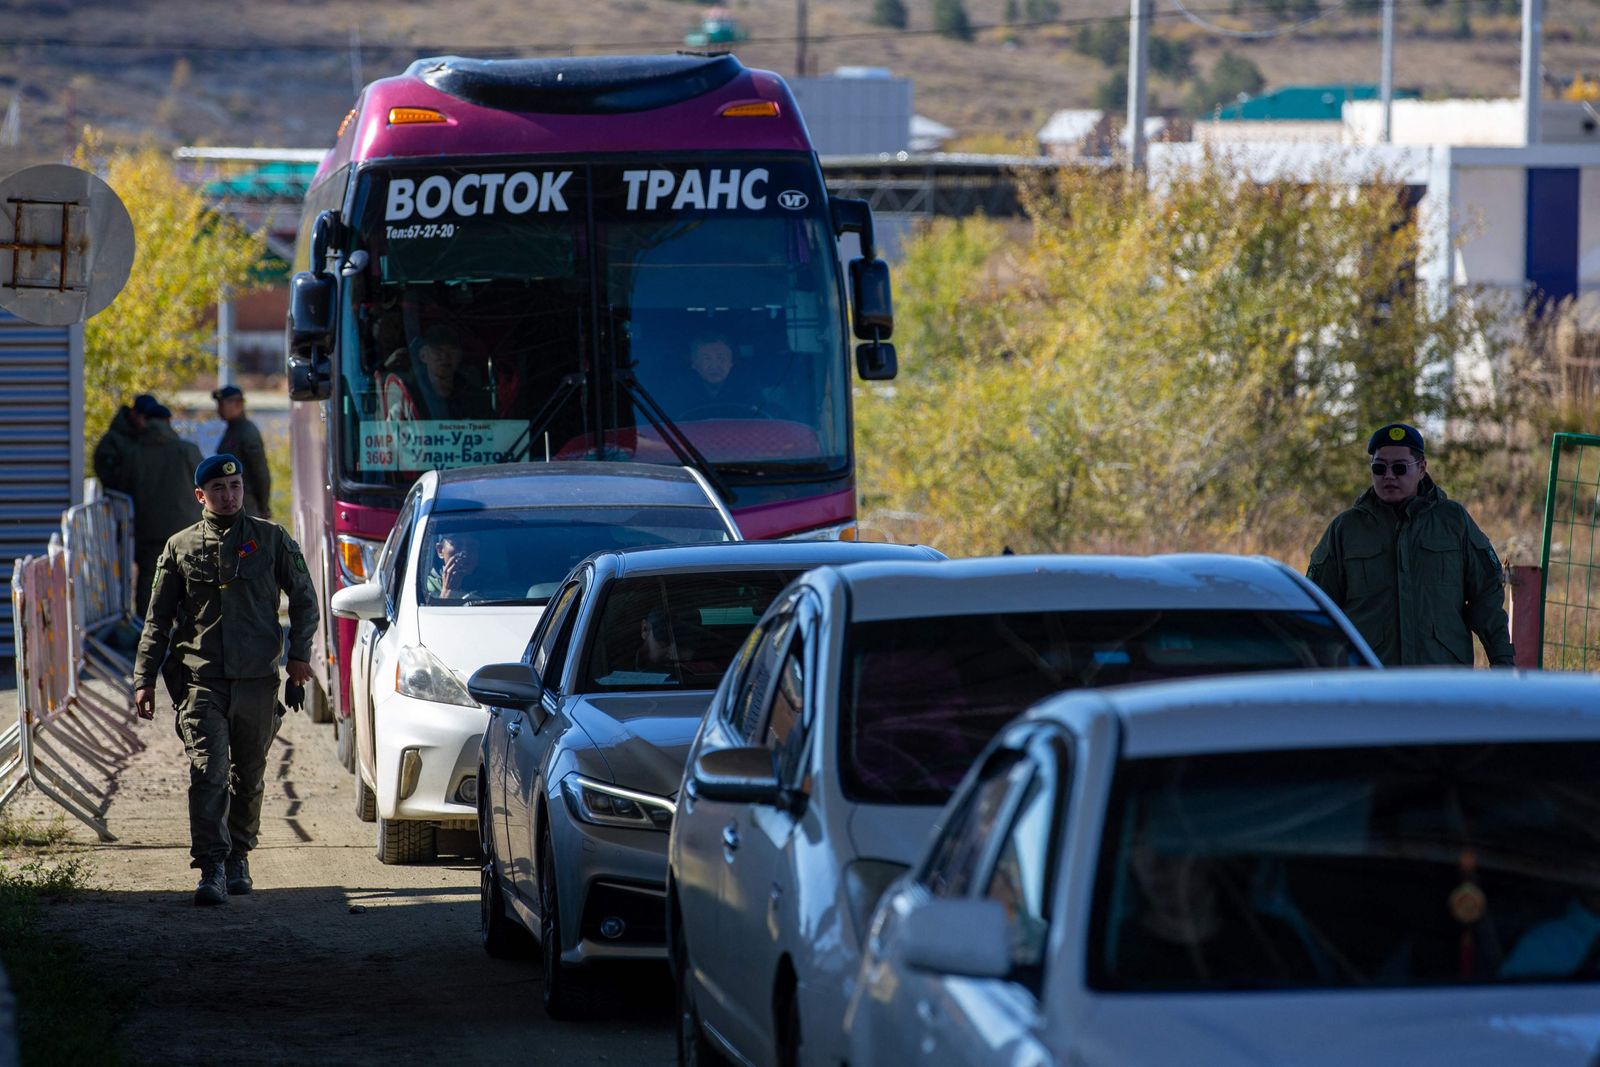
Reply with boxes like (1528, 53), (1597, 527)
(77, 136), (264, 455)
(857, 155), (1499, 559)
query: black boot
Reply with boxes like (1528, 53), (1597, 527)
(225, 854), (252, 896)
(194, 862), (228, 906)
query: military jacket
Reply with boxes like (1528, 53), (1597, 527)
(133, 511), (317, 687)
(91, 407), (141, 493)
(217, 415), (272, 517)
(127, 421), (203, 550)
(1307, 478), (1514, 667)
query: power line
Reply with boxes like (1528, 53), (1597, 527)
(1165, 0), (1349, 39)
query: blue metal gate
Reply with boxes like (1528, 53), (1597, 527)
(0, 308), (83, 658)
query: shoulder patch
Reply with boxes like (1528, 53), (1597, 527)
(292, 551), (308, 574)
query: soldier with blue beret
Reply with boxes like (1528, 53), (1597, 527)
(1307, 422), (1513, 667)
(132, 453), (319, 905)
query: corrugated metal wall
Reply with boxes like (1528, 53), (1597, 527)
(0, 308), (84, 659)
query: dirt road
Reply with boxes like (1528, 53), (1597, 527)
(5, 691), (675, 1066)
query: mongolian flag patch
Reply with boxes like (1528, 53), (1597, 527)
(237, 539), (259, 558)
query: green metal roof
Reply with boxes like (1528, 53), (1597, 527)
(1216, 84), (1420, 122)
(201, 160), (318, 200)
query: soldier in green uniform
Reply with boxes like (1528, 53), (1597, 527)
(1307, 422), (1514, 667)
(91, 392), (157, 493)
(213, 385), (272, 518)
(133, 454), (318, 906)
(128, 404), (204, 619)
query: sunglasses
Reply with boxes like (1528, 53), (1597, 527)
(1370, 461), (1414, 477)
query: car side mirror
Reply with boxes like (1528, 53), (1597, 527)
(467, 662), (545, 712)
(329, 581), (386, 622)
(690, 746), (783, 805)
(900, 898), (1013, 978)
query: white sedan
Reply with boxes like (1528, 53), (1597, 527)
(331, 462), (738, 863)
(847, 669), (1600, 1067)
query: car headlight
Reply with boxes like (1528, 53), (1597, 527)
(561, 774), (675, 832)
(395, 644), (477, 708)
(844, 859), (910, 942)
(336, 534), (382, 585)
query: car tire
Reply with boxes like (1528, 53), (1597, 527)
(308, 677), (333, 724)
(335, 710), (357, 774)
(354, 769), (377, 823)
(377, 816), (436, 865)
(480, 858), (527, 958)
(673, 905), (722, 1067)
(540, 830), (595, 1019)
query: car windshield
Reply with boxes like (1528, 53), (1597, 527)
(1089, 742), (1600, 991)
(840, 609), (1367, 805)
(417, 507), (733, 607)
(581, 571), (800, 692)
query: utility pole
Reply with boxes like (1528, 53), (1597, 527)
(349, 25), (364, 99)
(1126, 0), (1151, 171)
(1521, 0), (1542, 145)
(1379, 0), (1395, 142)
(796, 0), (809, 78)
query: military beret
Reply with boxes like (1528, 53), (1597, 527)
(211, 384), (243, 401)
(132, 394), (161, 415)
(195, 453), (244, 487)
(1367, 422), (1425, 455)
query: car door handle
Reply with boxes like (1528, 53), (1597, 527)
(721, 823), (740, 853)
(506, 718), (521, 739)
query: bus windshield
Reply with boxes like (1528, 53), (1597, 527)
(337, 156), (848, 490)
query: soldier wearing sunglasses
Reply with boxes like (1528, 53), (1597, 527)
(1307, 422), (1513, 667)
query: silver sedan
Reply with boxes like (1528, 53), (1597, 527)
(848, 669), (1600, 1067)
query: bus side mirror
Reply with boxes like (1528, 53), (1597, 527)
(856, 342), (897, 381)
(849, 258), (893, 340)
(287, 270), (336, 402)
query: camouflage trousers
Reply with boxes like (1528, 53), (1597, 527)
(176, 676), (280, 868)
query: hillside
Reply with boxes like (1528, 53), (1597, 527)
(0, 0), (1597, 166)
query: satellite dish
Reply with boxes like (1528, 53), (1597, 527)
(0, 164), (135, 326)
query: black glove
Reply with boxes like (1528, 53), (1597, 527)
(284, 677), (306, 713)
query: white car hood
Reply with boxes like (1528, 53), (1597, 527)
(416, 605), (546, 678)
(1073, 987), (1600, 1066)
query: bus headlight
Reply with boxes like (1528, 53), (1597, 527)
(336, 534), (382, 585)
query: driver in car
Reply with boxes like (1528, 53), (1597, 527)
(426, 530), (488, 602)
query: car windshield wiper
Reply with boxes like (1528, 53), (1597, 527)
(617, 368), (737, 505)
(459, 597), (546, 607)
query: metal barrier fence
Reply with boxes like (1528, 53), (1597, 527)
(1538, 432), (1600, 671)
(62, 491), (136, 697)
(1, 490), (141, 837)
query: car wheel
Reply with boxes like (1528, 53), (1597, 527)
(334, 709), (356, 773)
(673, 905), (722, 1067)
(540, 830), (594, 1019)
(376, 816), (436, 864)
(308, 677), (333, 724)
(480, 857), (527, 958)
(353, 768), (376, 823)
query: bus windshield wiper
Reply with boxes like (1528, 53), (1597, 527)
(618, 369), (737, 505)
(503, 372), (585, 463)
